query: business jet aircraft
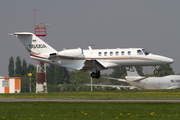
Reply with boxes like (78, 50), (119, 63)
(12, 32), (173, 78)
(104, 67), (180, 89)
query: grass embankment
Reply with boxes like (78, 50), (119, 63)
(1, 89), (180, 99)
(0, 102), (180, 120)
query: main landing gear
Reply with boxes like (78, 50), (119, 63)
(91, 71), (100, 79)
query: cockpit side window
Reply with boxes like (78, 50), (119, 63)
(137, 50), (143, 55)
(142, 49), (150, 55)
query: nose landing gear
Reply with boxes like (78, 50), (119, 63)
(154, 68), (159, 75)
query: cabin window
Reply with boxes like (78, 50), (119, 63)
(121, 51), (124, 55)
(2, 81), (8, 87)
(137, 50), (143, 55)
(104, 52), (107, 56)
(116, 51), (119, 56)
(98, 52), (102, 56)
(128, 51), (131, 55)
(110, 52), (113, 56)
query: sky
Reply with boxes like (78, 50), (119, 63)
(1, 0), (180, 76)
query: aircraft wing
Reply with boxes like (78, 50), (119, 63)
(86, 84), (137, 89)
(131, 77), (148, 82)
(167, 86), (180, 89)
(103, 76), (148, 82)
(103, 77), (126, 82)
(87, 84), (131, 87)
(81, 60), (106, 72)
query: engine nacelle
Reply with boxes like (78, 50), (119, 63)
(58, 48), (84, 57)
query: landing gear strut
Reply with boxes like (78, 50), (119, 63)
(91, 71), (101, 79)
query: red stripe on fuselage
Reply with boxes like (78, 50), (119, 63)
(30, 54), (48, 59)
(31, 54), (153, 61)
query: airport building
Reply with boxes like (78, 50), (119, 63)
(0, 77), (21, 93)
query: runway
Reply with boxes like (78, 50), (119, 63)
(0, 98), (180, 102)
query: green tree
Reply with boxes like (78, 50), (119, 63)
(21, 59), (27, 76)
(47, 64), (55, 85)
(157, 65), (174, 76)
(55, 66), (67, 84)
(110, 67), (126, 78)
(69, 71), (90, 90)
(8, 56), (14, 77)
(47, 64), (70, 85)
(27, 64), (35, 73)
(15, 56), (22, 75)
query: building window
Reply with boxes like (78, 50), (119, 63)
(128, 51), (131, 55)
(98, 52), (102, 56)
(104, 52), (107, 56)
(116, 51), (119, 56)
(110, 52), (113, 56)
(3, 81), (8, 87)
(121, 51), (124, 55)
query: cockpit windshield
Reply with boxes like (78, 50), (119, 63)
(142, 49), (150, 55)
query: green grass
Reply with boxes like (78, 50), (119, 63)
(1, 89), (180, 99)
(1, 90), (180, 119)
(0, 102), (180, 120)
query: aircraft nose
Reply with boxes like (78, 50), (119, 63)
(163, 57), (174, 64)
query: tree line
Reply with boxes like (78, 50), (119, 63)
(8, 56), (175, 92)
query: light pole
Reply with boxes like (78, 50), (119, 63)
(28, 72), (32, 93)
(91, 77), (93, 91)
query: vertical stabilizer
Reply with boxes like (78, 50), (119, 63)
(14, 32), (57, 55)
(126, 67), (140, 76)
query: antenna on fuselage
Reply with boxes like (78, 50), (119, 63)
(87, 45), (94, 50)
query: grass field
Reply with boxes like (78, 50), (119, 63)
(0, 102), (180, 120)
(1, 89), (180, 99)
(1, 90), (180, 119)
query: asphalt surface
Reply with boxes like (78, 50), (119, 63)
(0, 98), (180, 102)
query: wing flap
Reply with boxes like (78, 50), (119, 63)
(81, 60), (106, 72)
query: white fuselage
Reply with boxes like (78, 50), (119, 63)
(126, 75), (180, 89)
(30, 48), (173, 71)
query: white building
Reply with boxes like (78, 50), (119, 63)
(0, 77), (21, 93)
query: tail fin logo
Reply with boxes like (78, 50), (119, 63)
(126, 67), (134, 72)
(29, 44), (47, 49)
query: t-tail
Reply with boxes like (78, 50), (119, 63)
(126, 67), (140, 76)
(13, 32), (57, 59)
(125, 67), (145, 82)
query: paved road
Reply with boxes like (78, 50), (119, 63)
(0, 98), (180, 102)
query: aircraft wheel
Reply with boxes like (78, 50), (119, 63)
(96, 73), (100, 79)
(154, 69), (159, 74)
(91, 72), (96, 78)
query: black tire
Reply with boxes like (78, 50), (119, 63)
(91, 72), (96, 78)
(96, 73), (100, 79)
(154, 69), (159, 74)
